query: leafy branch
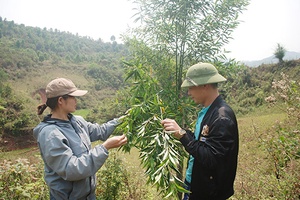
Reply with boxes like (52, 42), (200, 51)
(115, 61), (189, 198)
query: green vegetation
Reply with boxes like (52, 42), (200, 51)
(0, 0), (300, 198)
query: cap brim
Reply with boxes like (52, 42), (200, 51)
(181, 80), (193, 88)
(181, 74), (227, 88)
(68, 90), (88, 96)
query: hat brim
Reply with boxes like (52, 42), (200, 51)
(68, 90), (88, 96)
(181, 74), (227, 88)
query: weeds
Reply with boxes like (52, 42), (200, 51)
(0, 158), (48, 199)
(232, 73), (300, 199)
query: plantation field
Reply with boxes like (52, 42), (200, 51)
(0, 110), (294, 199)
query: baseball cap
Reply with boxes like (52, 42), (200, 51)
(46, 78), (88, 98)
(181, 63), (227, 88)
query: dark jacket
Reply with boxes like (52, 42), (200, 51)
(180, 96), (239, 200)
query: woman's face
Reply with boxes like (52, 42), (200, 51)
(60, 95), (77, 113)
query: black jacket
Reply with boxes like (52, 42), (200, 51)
(180, 95), (239, 200)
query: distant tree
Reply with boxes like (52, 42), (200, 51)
(16, 40), (21, 48)
(110, 35), (116, 42)
(274, 43), (286, 63)
(110, 35), (117, 51)
(0, 69), (8, 84)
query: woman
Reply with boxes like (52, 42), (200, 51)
(33, 78), (127, 200)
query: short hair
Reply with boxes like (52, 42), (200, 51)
(211, 83), (218, 88)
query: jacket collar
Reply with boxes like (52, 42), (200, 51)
(42, 113), (74, 124)
(204, 95), (223, 118)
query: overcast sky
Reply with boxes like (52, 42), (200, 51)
(0, 0), (299, 61)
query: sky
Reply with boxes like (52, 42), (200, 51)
(224, 0), (300, 61)
(0, 0), (299, 61)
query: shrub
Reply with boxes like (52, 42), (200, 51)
(96, 151), (155, 200)
(0, 84), (37, 137)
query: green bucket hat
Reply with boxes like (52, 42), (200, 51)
(181, 63), (227, 88)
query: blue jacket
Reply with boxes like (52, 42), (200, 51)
(33, 114), (119, 200)
(180, 96), (239, 200)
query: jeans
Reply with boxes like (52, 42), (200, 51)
(50, 192), (55, 200)
(182, 179), (191, 200)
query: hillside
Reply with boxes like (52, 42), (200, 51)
(222, 59), (300, 115)
(0, 17), (129, 105)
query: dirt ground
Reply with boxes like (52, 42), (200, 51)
(0, 133), (37, 152)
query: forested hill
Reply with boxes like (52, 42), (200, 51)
(0, 16), (129, 90)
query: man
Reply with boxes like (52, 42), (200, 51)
(161, 63), (239, 200)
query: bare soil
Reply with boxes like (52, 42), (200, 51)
(0, 133), (37, 152)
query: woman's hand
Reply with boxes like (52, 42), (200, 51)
(102, 134), (127, 150)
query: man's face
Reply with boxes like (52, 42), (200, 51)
(187, 85), (207, 105)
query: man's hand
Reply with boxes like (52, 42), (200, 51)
(102, 134), (127, 150)
(161, 118), (183, 139)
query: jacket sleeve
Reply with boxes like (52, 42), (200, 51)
(38, 127), (109, 181)
(180, 116), (237, 170)
(75, 115), (120, 142)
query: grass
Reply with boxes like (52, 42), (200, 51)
(231, 112), (287, 199)
(74, 109), (90, 118)
(0, 146), (40, 163)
